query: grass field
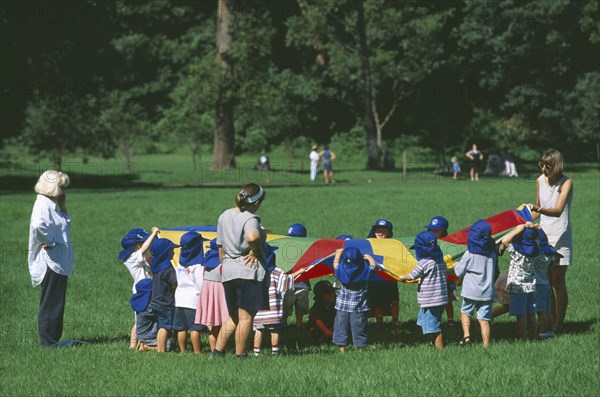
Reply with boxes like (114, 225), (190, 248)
(1, 153), (599, 396)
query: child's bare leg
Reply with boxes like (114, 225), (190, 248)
(527, 314), (537, 340)
(391, 299), (400, 323)
(492, 304), (509, 317)
(209, 326), (220, 352)
(461, 312), (471, 340)
(516, 315), (527, 339)
(190, 330), (201, 354)
(253, 329), (263, 354)
(537, 311), (551, 334)
(130, 324), (138, 349)
(445, 303), (454, 322)
(430, 332), (444, 349)
(374, 306), (384, 325)
(479, 320), (491, 347)
(271, 331), (280, 354)
(235, 308), (255, 356)
(295, 312), (303, 328)
(215, 316), (238, 352)
(157, 328), (169, 352)
(177, 331), (188, 353)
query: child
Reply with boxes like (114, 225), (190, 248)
(253, 244), (306, 355)
(399, 231), (448, 349)
(283, 223), (311, 329)
(149, 238), (179, 352)
(499, 223), (540, 340)
(451, 156), (461, 180)
(424, 216), (456, 326)
(332, 247), (378, 353)
(130, 278), (158, 351)
(367, 219), (400, 327)
(307, 280), (336, 342)
(195, 238), (230, 352)
(535, 229), (561, 338)
(119, 227), (159, 348)
(453, 219), (497, 347)
(173, 232), (206, 354)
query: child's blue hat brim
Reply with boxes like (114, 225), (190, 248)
(336, 234), (353, 240)
(202, 238), (220, 269)
(512, 227), (540, 257)
(336, 247), (371, 284)
(179, 232), (208, 267)
(150, 238), (179, 273)
(118, 228), (150, 262)
(539, 229), (562, 257)
(368, 219), (393, 238)
(264, 243), (279, 271)
(130, 278), (152, 312)
(412, 231), (443, 262)
(466, 219), (495, 256)
(425, 216), (449, 231)
(287, 223), (307, 237)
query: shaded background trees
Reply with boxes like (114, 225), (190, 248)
(1, 0), (598, 170)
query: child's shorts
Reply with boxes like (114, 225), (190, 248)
(150, 303), (175, 331)
(253, 322), (284, 332)
(461, 298), (493, 321)
(173, 307), (206, 332)
(509, 292), (536, 315)
(136, 306), (158, 344)
(283, 289), (310, 317)
(417, 305), (444, 335)
(535, 284), (551, 313)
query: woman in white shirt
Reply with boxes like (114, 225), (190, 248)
(28, 170), (73, 347)
(528, 149), (573, 333)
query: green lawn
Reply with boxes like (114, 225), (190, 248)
(1, 154), (598, 396)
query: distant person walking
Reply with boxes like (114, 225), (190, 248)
(465, 144), (484, 182)
(309, 145), (320, 181)
(28, 170), (73, 347)
(320, 145), (336, 184)
(528, 149), (573, 334)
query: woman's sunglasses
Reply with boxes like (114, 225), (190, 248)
(538, 161), (552, 170)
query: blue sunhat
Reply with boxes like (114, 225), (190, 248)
(202, 239), (220, 269)
(264, 243), (280, 272)
(512, 227), (540, 257)
(336, 234), (353, 240)
(150, 238), (179, 273)
(412, 231), (444, 262)
(368, 219), (393, 238)
(425, 216), (449, 232)
(287, 223), (307, 237)
(467, 219), (495, 256)
(118, 228), (150, 261)
(130, 278), (152, 313)
(179, 232), (208, 267)
(335, 247), (371, 285)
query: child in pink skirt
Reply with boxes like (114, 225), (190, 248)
(195, 238), (229, 352)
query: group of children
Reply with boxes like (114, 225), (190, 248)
(120, 215), (561, 354)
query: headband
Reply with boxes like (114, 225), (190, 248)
(239, 186), (264, 204)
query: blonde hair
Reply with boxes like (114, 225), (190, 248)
(540, 149), (564, 178)
(34, 170), (70, 198)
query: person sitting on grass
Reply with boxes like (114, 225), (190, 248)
(399, 231), (448, 349)
(173, 232), (206, 355)
(307, 280), (336, 343)
(332, 247), (378, 353)
(119, 227), (159, 349)
(453, 219), (498, 347)
(149, 238), (179, 352)
(130, 278), (158, 351)
(253, 244), (306, 356)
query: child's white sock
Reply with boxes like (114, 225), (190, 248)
(253, 347), (261, 356)
(271, 345), (279, 355)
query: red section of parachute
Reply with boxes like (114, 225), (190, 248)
(292, 239), (344, 282)
(441, 209), (526, 245)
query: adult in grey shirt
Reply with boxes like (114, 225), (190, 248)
(213, 183), (267, 358)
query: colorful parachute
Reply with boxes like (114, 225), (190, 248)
(158, 205), (533, 281)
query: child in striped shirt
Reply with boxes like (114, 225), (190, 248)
(253, 244), (306, 355)
(400, 231), (448, 349)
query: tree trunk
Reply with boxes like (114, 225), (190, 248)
(212, 0), (236, 170)
(357, 0), (379, 170)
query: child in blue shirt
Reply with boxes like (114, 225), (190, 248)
(453, 219), (498, 347)
(332, 247), (377, 353)
(149, 238), (179, 352)
(400, 231), (448, 349)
